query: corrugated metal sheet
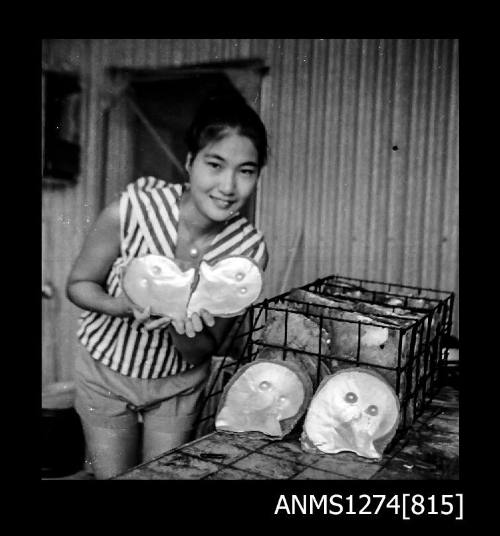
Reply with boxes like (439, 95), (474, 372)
(42, 38), (459, 386)
(258, 38), (458, 333)
(42, 39), (94, 385)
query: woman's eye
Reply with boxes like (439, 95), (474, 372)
(207, 162), (221, 169)
(240, 169), (256, 176)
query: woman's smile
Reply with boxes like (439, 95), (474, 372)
(209, 195), (237, 211)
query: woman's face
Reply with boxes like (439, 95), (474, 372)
(186, 130), (260, 224)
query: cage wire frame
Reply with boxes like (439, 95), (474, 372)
(194, 274), (455, 446)
(306, 274), (456, 375)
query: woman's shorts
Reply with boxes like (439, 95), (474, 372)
(74, 351), (210, 432)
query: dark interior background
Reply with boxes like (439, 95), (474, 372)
(130, 73), (243, 184)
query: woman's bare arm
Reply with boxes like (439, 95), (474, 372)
(66, 200), (133, 317)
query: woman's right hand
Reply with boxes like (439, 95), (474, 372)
(132, 304), (152, 323)
(125, 297), (172, 331)
(110, 294), (148, 319)
(142, 315), (172, 331)
(114, 294), (172, 331)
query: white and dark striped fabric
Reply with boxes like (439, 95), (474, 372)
(77, 177), (268, 379)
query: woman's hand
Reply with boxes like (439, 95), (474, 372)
(165, 310), (234, 365)
(125, 305), (215, 336)
(142, 314), (172, 331)
(124, 301), (172, 331)
(170, 309), (215, 338)
(107, 294), (139, 317)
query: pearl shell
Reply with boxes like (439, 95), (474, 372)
(345, 392), (358, 403)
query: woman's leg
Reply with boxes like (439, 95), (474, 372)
(141, 419), (192, 462)
(141, 361), (211, 462)
(82, 420), (140, 479)
(74, 353), (146, 479)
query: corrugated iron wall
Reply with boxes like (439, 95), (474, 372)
(42, 39), (95, 385)
(259, 38), (458, 308)
(42, 38), (459, 386)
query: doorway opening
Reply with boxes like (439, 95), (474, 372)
(103, 59), (268, 222)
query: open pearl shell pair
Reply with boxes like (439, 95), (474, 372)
(121, 254), (263, 320)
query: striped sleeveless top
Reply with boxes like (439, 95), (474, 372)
(77, 176), (268, 379)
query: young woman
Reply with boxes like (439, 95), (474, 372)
(66, 95), (269, 479)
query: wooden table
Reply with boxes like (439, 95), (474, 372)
(114, 385), (459, 480)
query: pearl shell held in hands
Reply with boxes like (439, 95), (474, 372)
(121, 255), (195, 318)
(121, 254), (263, 319)
(187, 256), (263, 318)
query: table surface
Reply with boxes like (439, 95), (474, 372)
(114, 385), (459, 480)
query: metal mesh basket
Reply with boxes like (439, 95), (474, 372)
(195, 274), (455, 439)
(303, 274), (456, 380)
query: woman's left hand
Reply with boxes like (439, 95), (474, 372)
(171, 309), (216, 338)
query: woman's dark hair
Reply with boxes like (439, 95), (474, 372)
(185, 94), (268, 169)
